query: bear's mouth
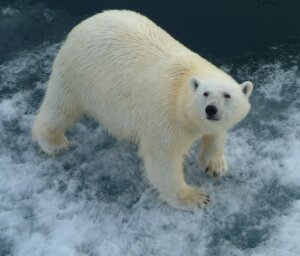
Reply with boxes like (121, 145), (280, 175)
(206, 116), (220, 121)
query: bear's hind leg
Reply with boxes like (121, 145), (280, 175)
(32, 89), (81, 155)
(140, 145), (210, 211)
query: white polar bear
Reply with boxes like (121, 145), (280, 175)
(32, 10), (253, 211)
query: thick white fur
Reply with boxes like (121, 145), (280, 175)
(32, 10), (253, 211)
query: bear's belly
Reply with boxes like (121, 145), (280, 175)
(77, 84), (158, 143)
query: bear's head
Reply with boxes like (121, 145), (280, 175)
(187, 76), (253, 133)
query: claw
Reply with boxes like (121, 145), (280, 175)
(205, 167), (209, 173)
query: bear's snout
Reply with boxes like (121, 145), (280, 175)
(205, 105), (218, 120)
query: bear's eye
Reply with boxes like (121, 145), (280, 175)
(224, 93), (231, 99)
(203, 92), (209, 97)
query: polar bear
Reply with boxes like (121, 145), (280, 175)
(32, 10), (253, 211)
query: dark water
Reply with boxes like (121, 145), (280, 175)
(0, 1), (299, 255)
(1, 0), (299, 61)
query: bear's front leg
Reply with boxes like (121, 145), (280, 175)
(140, 145), (210, 211)
(199, 132), (228, 178)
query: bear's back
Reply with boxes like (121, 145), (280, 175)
(66, 10), (188, 64)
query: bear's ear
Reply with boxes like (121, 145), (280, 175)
(241, 81), (253, 98)
(189, 76), (201, 92)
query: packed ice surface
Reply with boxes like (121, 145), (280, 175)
(0, 3), (300, 256)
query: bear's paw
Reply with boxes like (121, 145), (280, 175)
(201, 155), (228, 178)
(174, 186), (210, 211)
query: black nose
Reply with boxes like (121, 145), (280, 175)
(205, 105), (218, 116)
